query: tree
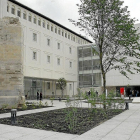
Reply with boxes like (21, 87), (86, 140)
(57, 78), (67, 98)
(70, 0), (140, 93)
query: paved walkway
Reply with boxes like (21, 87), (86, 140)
(0, 99), (140, 140)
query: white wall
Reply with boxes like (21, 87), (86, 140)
(1, 0), (89, 96)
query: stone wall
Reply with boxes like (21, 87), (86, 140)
(0, 17), (24, 108)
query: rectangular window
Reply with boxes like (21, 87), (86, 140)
(68, 34), (70, 39)
(23, 13), (26, 19)
(69, 84), (72, 90)
(70, 61), (72, 68)
(28, 15), (32, 22)
(69, 47), (72, 54)
(33, 33), (37, 41)
(32, 81), (36, 87)
(11, 8), (15, 15)
(51, 26), (53, 31)
(47, 23), (49, 30)
(47, 55), (50, 63)
(57, 43), (60, 50)
(65, 33), (67, 38)
(47, 39), (50, 46)
(17, 10), (20, 17)
(7, 6), (9, 12)
(58, 29), (60, 35)
(55, 27), (57, 33)
(43, 22), (45, 28)
(33, 52), (37, 60)
(57, 58), (60, 65)
(38, 20), (41, 26)
(34, 18), (36, 24)
(47, 82), (50, 89)
(62, 31), (64, 36)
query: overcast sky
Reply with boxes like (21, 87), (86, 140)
(16, 0), (140, 41)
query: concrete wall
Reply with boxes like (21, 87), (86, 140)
(0, 17), (24, 108)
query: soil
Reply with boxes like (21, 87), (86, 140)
(0, 107), (125, 135)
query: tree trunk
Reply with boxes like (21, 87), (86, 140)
(102, 73), (106, 94)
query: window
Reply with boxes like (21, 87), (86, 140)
(34, 17), (36, 24)
(47, 82), (50, 89)
(47, 23), (50, 30)
(70, 61), (72, 68)
(58, 29), (60, 35)
(7, 5), (9, 12)
(65, 33), (67, 38)
(62, 31), (64, 36)
(51, 25), (53, 31)
(73, 36), (75, 42)
(33, 33), (37, 41)
(33, 52), (37, 60)
(57, 43), (60, 50)
(28, 14), (32, 22)
(47, 39), (50, 46)
(69, 84), (72, 90)
(17, 9), (21, 17)
(23, 12), (26, 20)
(38, 19), (41, 26)
(47, 55), (50, 63)
(68, 34), (70, 39)
(43, 21), (45, 28)
(11, 6), (15, 15)
(57, 58), (60, 65)
(32, 81), (36, 87)
(55, 27), (57, 33)
(69, 47), (72, 54)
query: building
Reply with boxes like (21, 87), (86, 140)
(0, 0), (92, 103)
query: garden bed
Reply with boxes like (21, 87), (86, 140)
(0, 107), (125, 135)
(0, 104), (53, 114)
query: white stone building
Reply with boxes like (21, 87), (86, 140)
(0, 0), (92, 99)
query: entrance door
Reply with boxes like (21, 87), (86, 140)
(29, 87), (42, 99)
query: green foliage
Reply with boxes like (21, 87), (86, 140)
(50, 98), (54, 106)
(70, 0), (140, 93)
(39, 101), (43, 107)
(45, 101), (48, 106)
(1, 104), (8, 110)
(22, 102), (27, 110)
(57, 78), (67, 98)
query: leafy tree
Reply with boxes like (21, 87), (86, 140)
(70, 0), (140, 93)
(57, 78), (67, 98)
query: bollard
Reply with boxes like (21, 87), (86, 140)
(125, 101), (129, 110)
(11, 109), (17, 125)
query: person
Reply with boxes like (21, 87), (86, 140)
(136, 90), (139, 97)
(96, 91), (98, 97)
(40, 92), (42, 100)
(37, 91), (39, 100)
(88, 91), (91, 97)
(132, 90), (134, 97)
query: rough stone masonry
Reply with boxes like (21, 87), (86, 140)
(0, 17), (24, 108)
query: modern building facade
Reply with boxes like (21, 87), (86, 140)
(0, 0), (92, 99)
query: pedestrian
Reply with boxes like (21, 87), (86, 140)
(132, 90), (134, 97)
(40, 92), (42, 100)
(136, 90), (139, 97)
(37, 91), (39, 100)
(96, 91), (98, 97)
(88, 91), (91, 97)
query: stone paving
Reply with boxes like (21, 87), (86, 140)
(0, 99), (140, 140)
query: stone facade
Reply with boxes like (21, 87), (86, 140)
(0, 17), (24, 108)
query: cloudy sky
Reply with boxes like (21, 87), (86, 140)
(16, 0), (140, 41)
